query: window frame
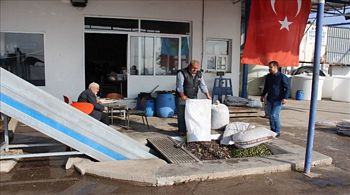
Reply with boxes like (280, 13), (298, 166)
(128, 34), (190, 76)
(205, 38), (232, 73)
(84, 16), (191, 77)
(129, 35), (190, 76)
(0, 31), (46, 86)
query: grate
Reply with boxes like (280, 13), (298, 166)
(147, 137), (200, 164)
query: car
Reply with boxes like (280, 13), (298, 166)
(290, 66), (326, 77)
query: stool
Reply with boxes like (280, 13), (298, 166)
(108, 105), (127, 124)
(126, 110), (149, 129)
(212, 77), (233, 103)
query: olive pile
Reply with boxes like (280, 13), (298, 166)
(230, 144), (272, 158)
(185, 141), (272, 160)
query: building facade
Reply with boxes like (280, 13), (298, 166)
(0, 0), (241, 100)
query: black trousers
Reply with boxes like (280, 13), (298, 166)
(90, 111), (110, 125)
(100, 112), (110, 125)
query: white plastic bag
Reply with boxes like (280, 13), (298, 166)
(211, 102), (230, 130)
(232, 127), (277, 148)
(185, 99), (212, 142)
(247, 99), (263, 108)
(224, 96), (249, 106)
(220, 122), (255, 145)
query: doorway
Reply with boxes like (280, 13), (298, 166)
(84, 33), (127, 97)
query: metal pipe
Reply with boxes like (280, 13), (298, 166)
(0, 151), (83, 160)
(3, 115), (9, 151)
(326, 22), (350, 27)
(7, 143), (62, 149)
(241, 0), (250, 98)
(304, 0), (325, 174)
(201, 0), (205, 65)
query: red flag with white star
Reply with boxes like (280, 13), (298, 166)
(241, 0), (311, 67)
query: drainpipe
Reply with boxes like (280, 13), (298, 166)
(304, 0), (324, 174)
(241, 0), (250, 98)
(201, 0), (205, 66)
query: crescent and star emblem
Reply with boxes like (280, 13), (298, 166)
(270, 0), (302, 31)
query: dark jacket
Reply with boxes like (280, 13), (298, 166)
(78, 89), (105, 120)
(178, 68), (202, 99)
(262, 72), (290, 102)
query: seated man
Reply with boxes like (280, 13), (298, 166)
(78, 82), (110, 125)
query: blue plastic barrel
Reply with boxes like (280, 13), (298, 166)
(144, 99), (155, 117)
(156, 93), (176, 118)
(296, 90), (304, 101)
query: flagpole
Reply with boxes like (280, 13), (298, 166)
(241, 0), (250, 99)
(304, 0), (325, 174)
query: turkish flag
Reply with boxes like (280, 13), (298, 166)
(241, 0), (311, 67)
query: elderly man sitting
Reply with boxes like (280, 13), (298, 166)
(78, 82), (110, 125)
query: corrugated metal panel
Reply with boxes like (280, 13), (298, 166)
(326, 27), (350, 65)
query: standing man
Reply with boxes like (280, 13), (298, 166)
(260, 61), (289, 137)
(78, 82), (110, 125)
(176, 60), (211, 136)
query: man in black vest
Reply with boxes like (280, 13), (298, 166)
(176, 60), (211, 136)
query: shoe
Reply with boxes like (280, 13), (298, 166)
(178, 132), (186, 136)
(276, 133), (280, 138)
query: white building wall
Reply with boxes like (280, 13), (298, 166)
(1, 0), (241, 99)
(202, 0), (241, 98)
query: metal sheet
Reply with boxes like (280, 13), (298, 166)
(0, 68), (155, 161)
(147, 137), (199, 164)
(326, 27), (350, 65)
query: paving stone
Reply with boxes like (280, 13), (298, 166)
(0, 160), (17, 173)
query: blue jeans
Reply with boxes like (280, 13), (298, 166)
(266, 100), (282, 134)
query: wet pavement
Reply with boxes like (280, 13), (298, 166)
(1, 157), (349, 194)
(1, 99), (350, 194)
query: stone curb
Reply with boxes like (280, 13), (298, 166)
(70, 139), (333, 186)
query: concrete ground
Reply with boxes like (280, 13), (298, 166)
(0, 98), (349, 194)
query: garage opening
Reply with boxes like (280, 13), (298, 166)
(84, 33), (127, 98)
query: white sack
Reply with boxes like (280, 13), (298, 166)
(220, 122), (255, 145)
(224, 96), (249, 106)
(247, 99), (263, 108)
(211, 102), (230, 130)
(233, 127), (277, 148)
(185, 99), (212, 142)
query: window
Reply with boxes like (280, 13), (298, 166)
(84, 17), (190, 35)
(130, 36), (190, 76)
(155, 37), (179, 75)
(141, 20), (190, 35)
(86, 17), (191, 76)
(130, 36), (154, 75)
(181, 37), (190, 69)
(0, 32), (45, 86)
(205, 39), (231, 72)
(85, 17), (139, 32)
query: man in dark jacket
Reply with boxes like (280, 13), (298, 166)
(176, 60), (211, 136)
(78, 82), (110, 125)
(260, 61), (289, 137)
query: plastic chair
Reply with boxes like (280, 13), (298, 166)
(71, 102), (94, 115)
